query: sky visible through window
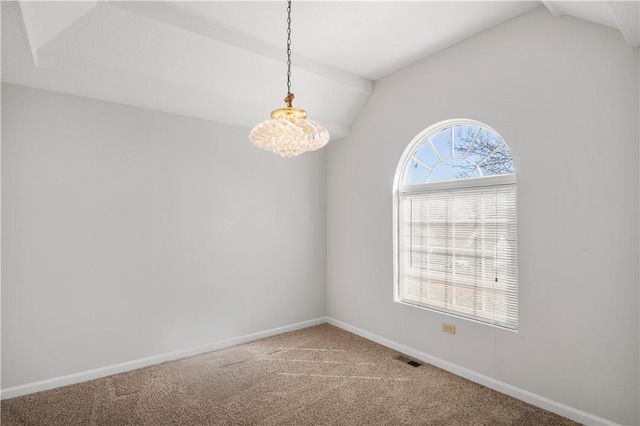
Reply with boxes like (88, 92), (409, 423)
(404, 125), (515, 185)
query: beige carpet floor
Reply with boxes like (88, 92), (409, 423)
(2, 324), (579, 425)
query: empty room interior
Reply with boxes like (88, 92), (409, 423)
(1, 1), (639, 425)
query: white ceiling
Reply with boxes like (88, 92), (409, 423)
(2, 1), (638, 141)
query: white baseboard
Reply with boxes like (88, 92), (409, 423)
(326, 317), (617, 426)
(1, 316), (327, 400)
(1, 316), (620, 426)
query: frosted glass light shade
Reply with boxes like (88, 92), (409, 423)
(249, 108), (330, 158)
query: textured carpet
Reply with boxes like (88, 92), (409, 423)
(2, 324), (579, 425)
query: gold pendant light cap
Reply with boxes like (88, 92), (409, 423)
(271, 107), (307, 122)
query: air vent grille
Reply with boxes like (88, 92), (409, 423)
(395, 355), (422, 367)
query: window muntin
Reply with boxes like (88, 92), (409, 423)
(403, 124), (515, 186)
(394, 119), (518, 330)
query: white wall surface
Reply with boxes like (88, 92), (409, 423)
(2, 5), (640, 425)
(1, 83), (326, 389)
(327, 7), (639, 426)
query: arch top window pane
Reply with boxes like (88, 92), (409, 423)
(430, 127), (453, 160)
(454, 125), (479, 158)
(402, 122), (514, 186)
(413, 142), (439, 170)
(464, 128), (504, 164)
(405, 160), (429, 185)
(429, 158), (479, 183)
(479, 144), (516, 176)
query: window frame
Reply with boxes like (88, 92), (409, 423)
(393, 119), (518, 330)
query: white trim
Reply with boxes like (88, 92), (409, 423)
(400, 172), (516, 194)
(392, 118), (518, 330)
(392, 118), (509, 191)
(1, 315), (620, 425)
(326, 317), (618, 426)
(0, 317), (327, 400)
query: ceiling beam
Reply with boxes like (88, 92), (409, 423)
(109, 1), (373, 96)
(607, 1), (639, 48)
(19, 1), (97, 67)
(541, 1), (564, 18)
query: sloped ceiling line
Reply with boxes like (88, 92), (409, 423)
(541, 1), (563, 17)
(20, 0), (372, 96)
(19, 1), (97, 67)
(13, 0), (370, 140)
(542, 0), (640, 48)
(109, 1), (373, 95)
(606, 1), (640, 48)
(5, 1), (637, 143)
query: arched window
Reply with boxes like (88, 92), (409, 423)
(393, 119), (518, 330)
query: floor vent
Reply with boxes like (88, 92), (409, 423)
(395, 355), (422, 367)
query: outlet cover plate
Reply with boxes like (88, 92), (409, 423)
(442, 323), (456, 334)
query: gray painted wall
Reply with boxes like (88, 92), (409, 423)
(2, 6), (639, 425)
(326, 8), (639, 425)
(1, 83), (327, 388)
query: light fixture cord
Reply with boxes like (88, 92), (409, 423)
(285, 0), (294, 108)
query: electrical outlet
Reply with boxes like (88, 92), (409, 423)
(442, 323), (456, 334)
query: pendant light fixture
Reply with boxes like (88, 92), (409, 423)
(249, 0), (330, 157)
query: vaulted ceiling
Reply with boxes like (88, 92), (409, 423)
(2, 1), (638, 141)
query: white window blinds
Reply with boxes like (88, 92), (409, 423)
(398, 183), (518, 329)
